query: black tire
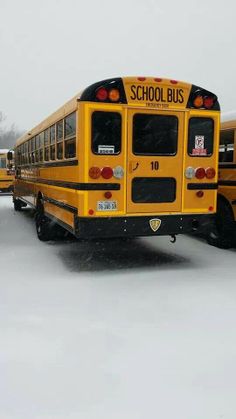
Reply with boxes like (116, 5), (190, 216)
(207, 199), (235, 249)
(35, 200), (56, 241)
(14, 199), (23, 211)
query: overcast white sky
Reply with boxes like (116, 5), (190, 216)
(0, 0), (236, 132)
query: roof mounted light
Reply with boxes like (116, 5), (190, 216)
(193, 95), (204, 108)
(96, 87), (108, 101)
(109, 88), (120, 102)
(204, 96), (214, 109)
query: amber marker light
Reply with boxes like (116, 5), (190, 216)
(193, 95), (204, 108)
(89, 166), (101, 179)
(109, 88), (120, 102)
(205, 167), (216, 179)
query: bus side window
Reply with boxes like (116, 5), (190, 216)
(31, 137), (35, 163)
(219, 129), (234, 163)
(35, 135), (40, 162)
(64, 112), (76, 159)
(44, 128), (50, 162)
(56, 120), (63, 160)
(50, 125), (56, 160)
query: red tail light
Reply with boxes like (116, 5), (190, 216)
(196, 190), (204, 198)
(89, 166), (101, 179)
(204, 96), (214, 109)
(96, 87), (108, 101)
(101, 167), (113, 179)
(104, 191), (112, 199)
(205, 167), (216, 179)
(195, 167), (205, 179)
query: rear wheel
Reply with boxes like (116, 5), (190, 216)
(14, 199), (24, 211)
(207, 199), (235, 249)
(35, 199), (56, 241)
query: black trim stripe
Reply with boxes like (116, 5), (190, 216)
(17, 177), (121, 191)
(219, 163), (236, 169)
(187, 182), (218, 190)
(0, 179), (12, 182)
(43, 196), (78, 214)
(218, 180), (236, 187)
(232, 200), (236, 205)
(19, 160), (78, 169)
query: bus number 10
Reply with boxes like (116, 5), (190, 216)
(151, 161), (159, 171)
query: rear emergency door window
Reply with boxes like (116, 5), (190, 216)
(133, 114), (178, 155)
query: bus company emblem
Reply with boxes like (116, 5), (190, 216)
(149, 218), (161, 232)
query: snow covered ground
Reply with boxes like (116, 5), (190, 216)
(0, 195), (236, 419)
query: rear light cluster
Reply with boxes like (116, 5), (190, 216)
(95, 87), (120, 102)
(185, 166), (216, 180)
(89, 165), (124, 180)
(192, 94), (215, 109)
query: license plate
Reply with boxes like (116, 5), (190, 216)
(97, 200), (117, 211)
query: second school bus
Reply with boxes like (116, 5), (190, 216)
(13, 77), (220, 241)
(0, 149), (14, 192)
(206, 113), (236, 248)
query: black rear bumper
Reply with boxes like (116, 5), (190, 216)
(74, 213), (215, 239)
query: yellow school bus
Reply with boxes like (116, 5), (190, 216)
(207, 113), (236, 248)
(13, 76), (220, 241)
(0, 149), (14, 192)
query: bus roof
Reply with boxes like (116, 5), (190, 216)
(16, 91), (82, 146)
(0, 149), (10, 154)
(221, 111), (236, 129)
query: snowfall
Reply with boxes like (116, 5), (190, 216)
(0, 194), (236, 419)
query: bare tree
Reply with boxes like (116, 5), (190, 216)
(0, 112), (24, 149)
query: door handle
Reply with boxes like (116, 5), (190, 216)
(129, 161), (139, 173)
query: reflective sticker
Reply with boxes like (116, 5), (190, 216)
(192, 135), (207, 155)
(195, 135), (205, 149)
(98, 145), (115, 154)
(149, 218), (162, 232)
